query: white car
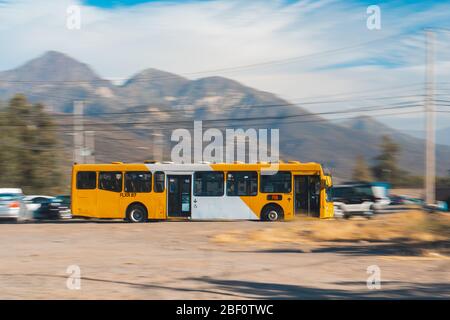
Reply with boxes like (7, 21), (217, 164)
(0, 188), (29, 222)
(332, 185), (375, 219)
(370, 185), (391, 211)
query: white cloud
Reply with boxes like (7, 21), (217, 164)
(0, 0), (450, 129)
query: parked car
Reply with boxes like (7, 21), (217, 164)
(332, 184), (375, 219)
(436, 187), (450, 212)
(23, 195), (66, 220)
(55, 195), (72, 218)
(0, 188), (28, 222)
(402, 197), (424, 205)
(341, 181), (391, 211)
(370, 184), (391, 210)
(389, 194), (406, 205)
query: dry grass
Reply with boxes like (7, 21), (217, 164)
(212, 211), (450, 257)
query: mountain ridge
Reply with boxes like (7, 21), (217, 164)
(1, 51), (450, 178)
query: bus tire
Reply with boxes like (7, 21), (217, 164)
(126, 204), (147, 223)
(261, 204), (283, 221)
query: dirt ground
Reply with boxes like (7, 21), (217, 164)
(0, 211), (449, 299)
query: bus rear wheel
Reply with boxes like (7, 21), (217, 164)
(261, 205), (283, 221)
(126, 204), (147, 223)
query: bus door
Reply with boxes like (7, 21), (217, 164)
(97, 171), (123, 218)
(294, 175), (320, 217)
(73, 171), (97, 216)
(167, 175), (192, 218)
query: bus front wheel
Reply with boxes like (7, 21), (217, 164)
(126, 204), (148, 223)
(261, 205), (283, 221)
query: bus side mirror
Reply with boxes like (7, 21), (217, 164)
(323, 175), (332, 188)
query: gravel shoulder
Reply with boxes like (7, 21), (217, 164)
(0, 214), (449, 299)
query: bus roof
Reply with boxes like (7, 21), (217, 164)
(73, 161), (325, 173)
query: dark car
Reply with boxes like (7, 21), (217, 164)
(24, 196), (68, 220)
(55, 195), (71, 218)
(389, 194), (406, 205)
(436, 187), (450, 211)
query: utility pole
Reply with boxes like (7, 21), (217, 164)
(73, 101), (84, 164)
(152, 130), (164, 161)
(424, 30), (436, 205)
(85, 130), (95, 163)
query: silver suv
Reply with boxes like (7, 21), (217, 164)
(332, 185), (375, 219)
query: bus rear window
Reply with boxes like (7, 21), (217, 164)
(76, 171), (96, 189)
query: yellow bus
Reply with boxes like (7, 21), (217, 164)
(71, 161), (334, 222)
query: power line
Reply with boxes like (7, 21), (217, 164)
(0, 102), (429, 131)
(4, 92), (430, 120)
(11, 81), (429, 105)
(38, 109), (431, 133)
(1, 109), (430, 153)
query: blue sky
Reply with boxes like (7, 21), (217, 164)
(83, 0), (195, 8)
(81, 0), (447, 12)
(84, 0), (157, 7)
(82, 0), (300, 8)
(1, 0), (450, 130)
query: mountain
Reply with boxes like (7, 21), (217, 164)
(404, 127), (450, 146)
(341, 116), (399, 136)
(0, 51), (119, 114)
(341, 116), (450, 177)
(120, 68), (190, 106)
(0, 51), (100, 82)
(1, 51), (450, 179)
(437, 127), (450, 146)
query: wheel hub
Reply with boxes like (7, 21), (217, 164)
(132, 210), (143, 221)
(268, 210), (278, 221)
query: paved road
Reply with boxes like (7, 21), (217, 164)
(0, 219), (448, 299)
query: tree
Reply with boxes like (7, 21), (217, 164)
(371, 135), (402, 185)
(0, 108), (8, 184)
(0, 94), (62, 194)
(352, 155), (373, 182)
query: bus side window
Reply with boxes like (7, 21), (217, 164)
(194, 172), (224, 197)
(260, 171), (292, 193)
(99, 172), (123, 192)
(226, 171), (257, 196)
(125, 172), (152, 193)
(76, 171), (96, 189)
(154, 171), (165, 193)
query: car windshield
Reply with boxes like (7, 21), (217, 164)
(56, 196), (70, 204)
(353, 186), (373, 197)
(333, 186), (373, 199)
